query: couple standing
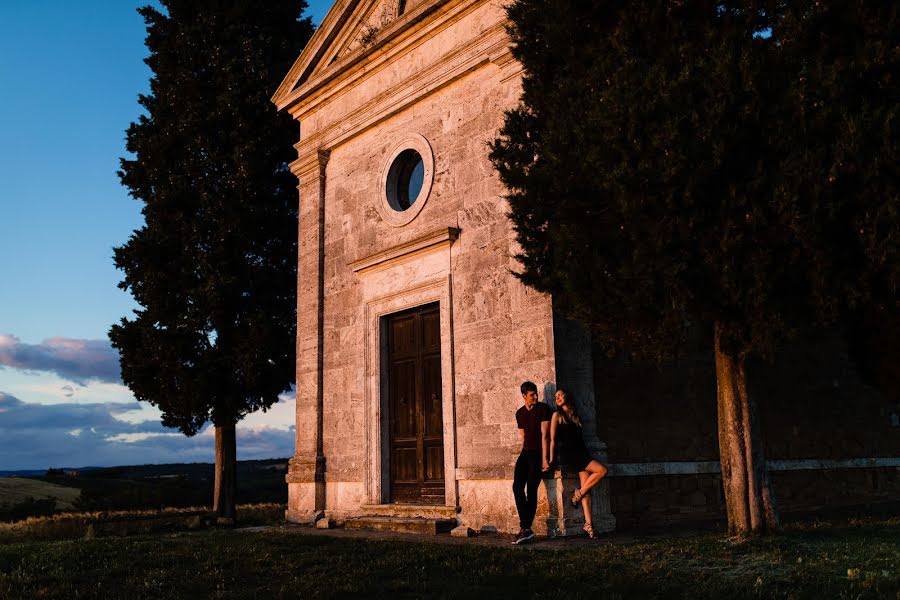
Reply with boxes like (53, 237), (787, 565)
(512, 381), (608, 545)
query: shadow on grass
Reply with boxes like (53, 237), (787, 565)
(0, 516), (897, 599)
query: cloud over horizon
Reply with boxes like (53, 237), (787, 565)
(0, 334), (121, 385)
(0, 391), (295, 471)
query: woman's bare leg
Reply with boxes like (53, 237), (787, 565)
(578, 471), (592, 525)
(578, 460), (608, 497)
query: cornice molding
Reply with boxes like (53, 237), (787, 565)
(349, 226), (459, 274)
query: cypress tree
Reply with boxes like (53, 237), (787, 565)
(111, 0), (314, 520)
(491, 0), (898, 535)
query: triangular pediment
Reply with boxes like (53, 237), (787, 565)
(321, 0), (404, 69)
(272, 0), (446, 111)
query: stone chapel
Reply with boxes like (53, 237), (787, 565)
(272, 0), (615, 535)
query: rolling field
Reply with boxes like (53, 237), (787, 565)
(0, 478), (80, 510)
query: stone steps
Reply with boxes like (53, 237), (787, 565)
(343, 515), (457, 535)
(358, 504), (458, 520)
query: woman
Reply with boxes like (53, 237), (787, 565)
(549, 388), (608, 539)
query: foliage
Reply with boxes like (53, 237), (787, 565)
(490, 0), (898, 362)
(56, 460), (289, 511)
(111, 0), (314, 433)
(1, 517), (898, 598)
(0, 497), (57, 523)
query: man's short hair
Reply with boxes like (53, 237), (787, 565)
(520, 381), (537, 395)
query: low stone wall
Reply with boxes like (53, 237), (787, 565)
(607, 467), (900, 530)
(608, 473), (724, 530)
(773, 467), (900, 516)
(596, 329), (900, 530)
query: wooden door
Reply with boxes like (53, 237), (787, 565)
(387, 303), (445, 504)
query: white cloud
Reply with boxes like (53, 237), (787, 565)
(106, 432), (184, 443)
(0, 370), (135, 406)
(240, 390), (295, 431)
(0, 334), (121, 384)
(0, 390), (295, 471)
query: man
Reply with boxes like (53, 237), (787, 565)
(511, 380), (551, 544)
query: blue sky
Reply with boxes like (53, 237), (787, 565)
(0, 0), (334, 470)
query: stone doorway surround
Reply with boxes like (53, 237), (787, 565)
(351, 227), (460, 513)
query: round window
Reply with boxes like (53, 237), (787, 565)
(386, 149), (425, 212)
(378, 134), (434, 227)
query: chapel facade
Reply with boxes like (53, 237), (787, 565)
(272, 0), (616, 535)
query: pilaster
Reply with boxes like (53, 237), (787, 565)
(286, 149), (330, 523)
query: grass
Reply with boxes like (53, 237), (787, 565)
(0, 478), (81, 510)
(0, 515), (897, 599)
(0, 503), (285, 544)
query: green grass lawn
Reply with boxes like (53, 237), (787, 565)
(0, 517), (897, 599)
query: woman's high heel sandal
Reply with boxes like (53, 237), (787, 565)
(583, 522), (598, 539)
(571, 489), (584, 507)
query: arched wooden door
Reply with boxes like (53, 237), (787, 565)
(386, 303), (445, 504)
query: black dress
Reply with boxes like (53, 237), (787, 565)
(556, 417), (593, 472)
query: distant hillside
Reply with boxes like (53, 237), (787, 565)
(0, 478), (81, 511)
(1, 459), (289, 520)
(55, 459), (288, 482)
(0, 470), (51, 477)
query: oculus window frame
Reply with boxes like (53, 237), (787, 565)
(378, 134), (434, 227)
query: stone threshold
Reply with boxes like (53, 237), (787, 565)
(358, 503), (459, 520)
(344, 515), (457, 535)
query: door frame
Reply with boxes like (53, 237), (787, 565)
(384, 302), (444, 504)
(363, 276), (457, 507)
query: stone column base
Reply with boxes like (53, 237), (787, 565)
(285, 506), (324, 525)
(286, 481), (323, 524)
(285, 455), (325, 524)
(454, 471), (616, 536)
(543, 470), (616, 537)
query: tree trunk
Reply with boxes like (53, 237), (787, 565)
(213, 422), (237, 522)
(714, 322), (779, 535)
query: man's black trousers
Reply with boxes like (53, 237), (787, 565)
(512, 449), (542, 531)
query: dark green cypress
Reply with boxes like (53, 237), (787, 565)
(111, 0), (314, 519)
(491, 0), (898, 534)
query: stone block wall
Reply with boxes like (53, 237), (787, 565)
(317, 43), (558, 515)
(609, 474), (724, 530)
(597, 330), (900, 530)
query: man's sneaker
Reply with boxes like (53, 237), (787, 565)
(512, 529), (535, 545)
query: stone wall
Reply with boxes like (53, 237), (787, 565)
(609, 474), (724, 530)
(317, 29), (558, 515)
(282, 0), (595, 531)
(597, 330), (900, 530)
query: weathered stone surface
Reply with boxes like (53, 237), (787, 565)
(450, 525), (476, 538)
(600, 328), (900, 530)
(275, 0), (614, 535)
(344, 516), (457, 535)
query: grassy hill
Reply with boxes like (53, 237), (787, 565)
(0, 459), (288, 522)
(0, 478), (80, 510)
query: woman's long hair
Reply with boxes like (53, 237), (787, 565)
(555, 388), (582, 427)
